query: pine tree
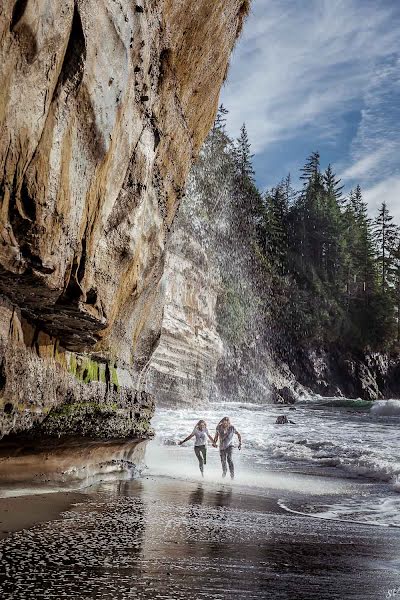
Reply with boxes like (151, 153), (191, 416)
(373, 202), (399, 291)
(342, 185), (376, 300)
(213, 104), (229, 132)
(264, 183), (289, 274)
(353, 186), (375, 294)
(300, 151), (322, 188)
(235, 123), (255, 185)
(321, 186), (344, 284)
(323, 164), (344, 202)
(392, 240), (400, 344)
(296, 152), (326, 274)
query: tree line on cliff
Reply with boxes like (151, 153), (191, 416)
(203, 106), (400, 354)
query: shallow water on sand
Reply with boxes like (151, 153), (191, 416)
(0, 477), (399, 599)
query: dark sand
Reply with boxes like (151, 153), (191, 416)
(0, 476), (399, 599)
(0, 491), (87, 539)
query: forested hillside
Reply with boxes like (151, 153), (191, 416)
(212, 107), (400, 355)
(169, 107), (400, 401)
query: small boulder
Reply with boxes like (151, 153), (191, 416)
(275, 415), (289, 424)
(275, 415), (295, 425)
(271, 385), (297, 404)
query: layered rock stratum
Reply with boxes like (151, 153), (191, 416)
(0, 0), (248, 439)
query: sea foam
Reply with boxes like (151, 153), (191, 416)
(370, 399), (400, 417)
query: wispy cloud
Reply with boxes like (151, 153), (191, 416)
(340, 147), (392, 181)
(223, 0), (399, 151)
(342, 56), (400, 188)
(222, 0), (400, 216)
(363, 175), (400, 220)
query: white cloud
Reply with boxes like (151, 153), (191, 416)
(363, 175), (400, 221)
(340, 147), (392, 181)
(342, 57), (400, 186)
(222, 0), (400, 154)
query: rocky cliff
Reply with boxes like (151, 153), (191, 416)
(0, 0), (248, 439)
(147, 195), (223, 406)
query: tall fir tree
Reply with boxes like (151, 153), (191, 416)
(264, 182), (289, 274)
(213, 104), (229, 132)
(323, 164), (344, 202)
(373, 202), (399, 291)
(235, 123), (255, 185)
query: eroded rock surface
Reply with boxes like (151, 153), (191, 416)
(0, 0), (247, 437)
(147, 227), (223, 405)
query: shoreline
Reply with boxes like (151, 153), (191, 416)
(0, 491), (87, 540)
(1, 475), (399, 599)
(0, 467), (396, 542)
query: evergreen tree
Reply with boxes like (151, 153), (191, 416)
(213, 104), (229, 132)
(264, 182), (289, 274)
(342, 185), (376, 300)
(235, 123), (255, 185)
(296, 152), (326, 274)
(373, 202), (399, 291)
(352, 186), (375, 296)
(323, 164), (344, 202)
(300, 151), (322, 188)
(393, 240), (400, 344)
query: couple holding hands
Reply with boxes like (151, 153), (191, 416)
(179, 417), (242, 479)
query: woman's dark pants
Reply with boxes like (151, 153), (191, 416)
(194, 445), (207, 474)
(220, 446), (234, 479)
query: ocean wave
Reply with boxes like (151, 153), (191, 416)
(370, 399), (400, 417)
(279, 495), (400, 528)
(264, 437), (400, 490)
(153, 403), (400, 496)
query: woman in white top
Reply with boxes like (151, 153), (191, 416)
(179, 420), (215, 476)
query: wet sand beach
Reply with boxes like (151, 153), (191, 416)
(0, 475), (399, 599)
(0, 492), (87, 540)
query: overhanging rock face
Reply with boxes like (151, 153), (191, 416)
(0, 0), (248, 438)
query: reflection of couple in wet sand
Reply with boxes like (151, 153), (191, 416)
(179, 417), (242, 480)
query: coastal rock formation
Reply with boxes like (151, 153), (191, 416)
(147, 223), (223, 405)
(0, 0), (247, 438)
(0, 296), (154, 439)
(288, 347), (400, 401)
(0, 435), (148, 486)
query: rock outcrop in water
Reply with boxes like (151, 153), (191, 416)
(0, 0), (248, 439)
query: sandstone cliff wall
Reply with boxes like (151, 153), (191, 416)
(0, 0), (247, 438)
(147, 226), (223, 405)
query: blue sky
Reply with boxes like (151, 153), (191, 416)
(221, 0), (400, 220)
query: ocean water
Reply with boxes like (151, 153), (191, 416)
(1, 397), (399, 599)
(147, 398), (400, 528)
